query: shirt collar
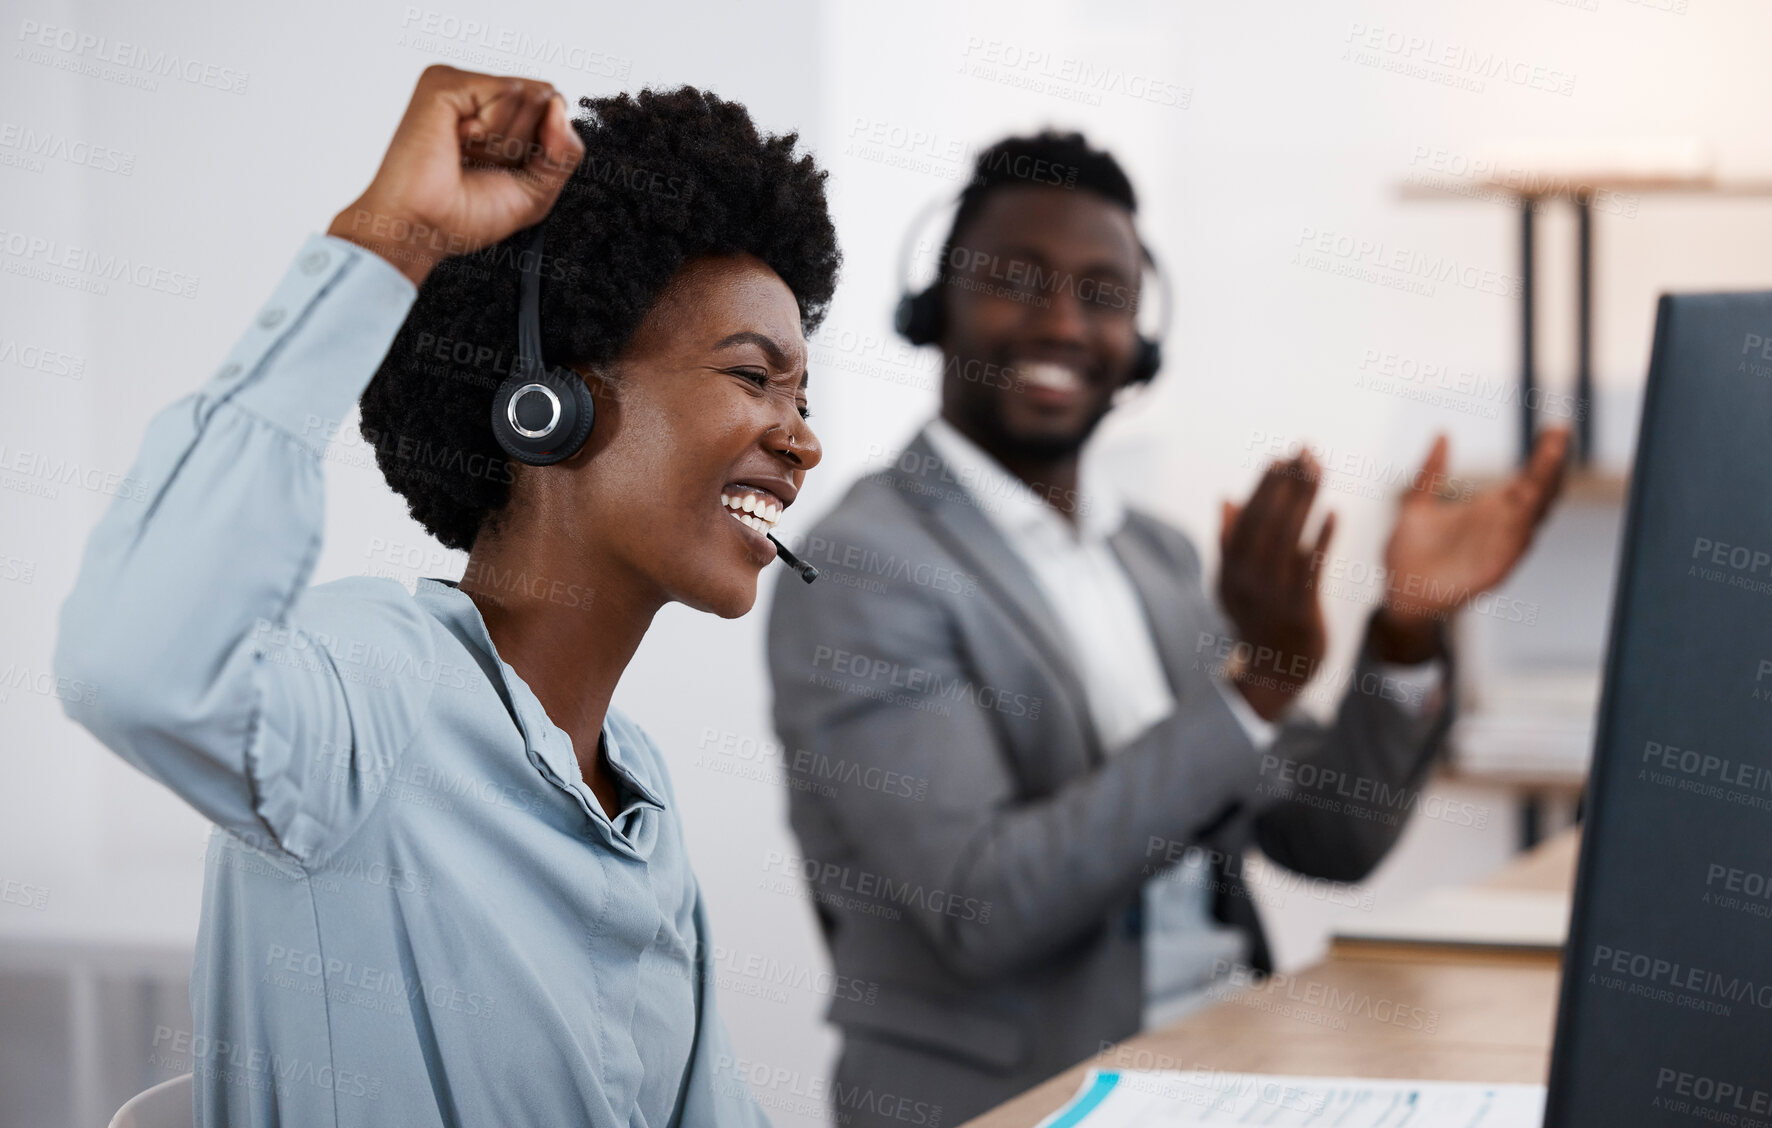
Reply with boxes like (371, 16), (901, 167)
(413, 577), (667, 815)
(920, 416), (1126, 545)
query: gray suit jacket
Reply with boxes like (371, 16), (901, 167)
(764, 429), (1456, 1127)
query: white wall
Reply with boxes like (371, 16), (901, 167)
(6, 0), (1772, 1124)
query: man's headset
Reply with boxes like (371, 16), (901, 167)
(488, 224), (819, 582)
(891, 192), (1173, 385)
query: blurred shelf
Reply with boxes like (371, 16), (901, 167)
(1394, 141), (1772, 470)
(1395, 139), (1772, 201)
(1399, 176), (1772, 201)
(1400, 468), (1629, 506)
(1447, 670), (1597, 792)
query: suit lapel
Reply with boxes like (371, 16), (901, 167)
(1107, 517), (1203, 702)
(888, 430), (1105, 767)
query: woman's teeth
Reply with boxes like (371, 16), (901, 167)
(722, 490), (781, 535)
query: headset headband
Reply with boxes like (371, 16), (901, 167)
(489, 223), (597, 466)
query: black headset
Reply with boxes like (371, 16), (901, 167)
(892, 193), (1172, 386)
(490, 224), (597, 466)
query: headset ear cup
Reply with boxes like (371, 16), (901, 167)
(1129, 337), (1161, 385)
(491, 366), (596, 466)
(892, 294), (918, 342)
(894, 285), (944, 347)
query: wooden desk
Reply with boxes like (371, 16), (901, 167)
(962, 830), (1580, 1128)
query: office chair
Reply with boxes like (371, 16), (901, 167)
(106, 1072), (190, 1128)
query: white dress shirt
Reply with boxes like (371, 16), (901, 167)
(920, 417), (1443, 1028)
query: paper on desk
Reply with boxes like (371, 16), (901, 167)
(1033, 1069), (1546, 1127)
(1332, 887), (1571, 952)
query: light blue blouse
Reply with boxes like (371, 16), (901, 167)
(52, 234), (770, 1127)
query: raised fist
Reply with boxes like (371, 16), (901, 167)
(327, 64), (586, 287)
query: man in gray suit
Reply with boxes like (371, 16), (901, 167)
(765, 131), (1567, 1127)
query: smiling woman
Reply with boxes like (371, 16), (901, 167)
(362, 82), (839, 556)
(51, 64), (838, 1128)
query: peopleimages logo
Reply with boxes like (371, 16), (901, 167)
(1702, 859), (1772, 920)
(1641, 740), (1772, 793)
(1653, 1068), (1772, 1118)
(1590, 942), (1772, 1013)
(810, 645), (1043, 720)
(15, 20), (251, 94)
(262, 943), (494, 1020)
(714, 1055), (943, 1126)
(150, 1027), (381, 1099)
(395, 7), (631, 79)
(247, 617), (477, 692)
(0, 121), (136, 175)
(0, 229), (200, 298)
(762, 850), (993, 925)
(1208, 960), (1440, 1033)
(1292, 226), (1520, 299)
(1258, 753), (1488, 829)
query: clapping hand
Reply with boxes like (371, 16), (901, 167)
(1368, 427), (1570, 661)
(1217, 428), (1570, 718)
(1217, 450), (1337, 721)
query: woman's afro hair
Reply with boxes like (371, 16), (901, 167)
(357, 85), (841, 552)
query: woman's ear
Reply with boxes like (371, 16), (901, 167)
(579, 362), (629, 403)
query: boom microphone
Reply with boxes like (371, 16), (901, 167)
(766, 533), (818, 583)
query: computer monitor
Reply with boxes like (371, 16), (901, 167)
(1546, 292), (1772, 1125)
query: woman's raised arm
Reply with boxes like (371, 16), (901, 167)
(51, 66), (582, 860)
